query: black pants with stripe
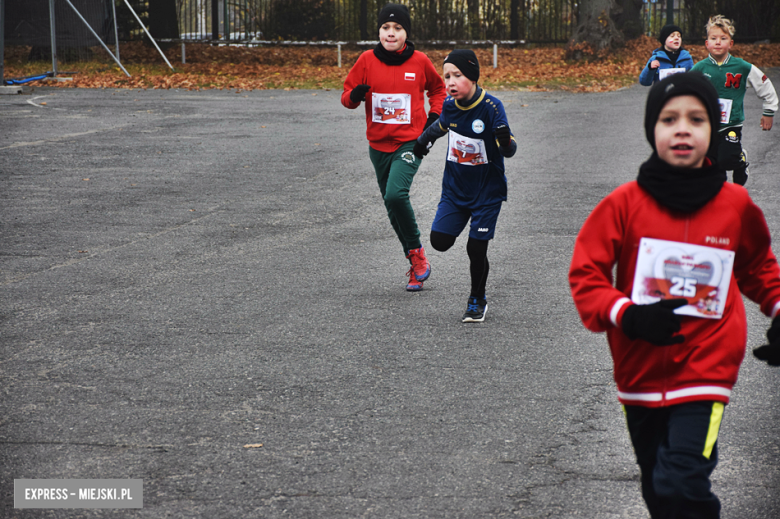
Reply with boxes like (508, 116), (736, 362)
(715, 127), (748, 185)
(624, 401), (724, 519)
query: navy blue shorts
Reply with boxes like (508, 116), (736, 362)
(431, 195), (503, 240)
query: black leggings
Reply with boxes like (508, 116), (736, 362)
(430, 231), (489, 299)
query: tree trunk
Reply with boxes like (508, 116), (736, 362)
(611, 0), (643, 41)
(359, 0), (368, 40)
(149, 0), (180, 40)
(510, 0), (520, 40)
(467, 0), (480, 40)
(567, 0), (623, 59)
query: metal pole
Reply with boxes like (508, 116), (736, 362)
(667, 0), (674, 26)
(49, 0), (59, 77)
(62, 0), (130, 76)
(493, 43), (497, 68)
(0, 0), (5, 84)
(111, 0), (120, 61)
(121, 0), (175, 70)
(182, 42), (186, 64)
(223, 0), (229, 41)
(337, 44), (341, 68)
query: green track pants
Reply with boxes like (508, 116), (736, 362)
(369, 142), (423, 253)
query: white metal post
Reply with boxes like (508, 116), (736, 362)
(49, 0), (58, 77)
(111, 0), (120, 61)
(493, 44), (497, 68)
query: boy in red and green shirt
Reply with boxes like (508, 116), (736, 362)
(341, 3), (445, 291)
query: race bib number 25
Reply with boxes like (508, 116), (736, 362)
(631, 238), (735, 319)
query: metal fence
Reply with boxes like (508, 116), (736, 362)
(173, 0), (580, 44)
(643, 0), (778, 43)
(172, 1), (776, 46)
(7, 1), (773, 55)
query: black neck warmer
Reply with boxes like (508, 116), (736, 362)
(637, 153), (726, 213)
(665, 48), (681, 66)
(374, 41), (415, 66)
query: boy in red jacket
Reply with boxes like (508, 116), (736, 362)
(341, 3), (446, 291)
(569, 72), (780, 518)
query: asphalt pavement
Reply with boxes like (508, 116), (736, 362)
(1, 70), (779, 518)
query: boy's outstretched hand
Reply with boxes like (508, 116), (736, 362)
(350, 84), (371, 104)
(753, 316), (780, 366)
(494, 125), (512, 147)
(760, 115), (773, 131)
(621, 299), (688, 346)
(413, 140), (430, 159)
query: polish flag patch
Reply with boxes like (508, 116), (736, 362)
(405, 72), (416, 81)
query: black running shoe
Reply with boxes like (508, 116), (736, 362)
(462, 297), (488, 323)
(734, 149), (749, 186)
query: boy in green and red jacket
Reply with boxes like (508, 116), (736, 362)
(569, 72), (780, 518)
(691, 15), (778, 186)
(341, 3), (445, 291)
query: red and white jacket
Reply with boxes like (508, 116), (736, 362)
(341, 48), (445, 153)
(569, 181), (780, 407)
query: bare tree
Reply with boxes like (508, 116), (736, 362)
(510, 0), (520, 40)
(567, 0), (623, 59)
(467, 0), (481, 39)
(611, 0), (643, 40)
(150, 0), (180, 39)
(359, 0), (368, 40)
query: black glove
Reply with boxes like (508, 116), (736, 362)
(413, 139), (429, 159)
(753, 316), (780, 366)
(494, 124), (512, 147)
(621, 299), (688, 346)
(424, 112), (439, 130)
(733, 169), (748, 186)
(350, 84), (370, 104)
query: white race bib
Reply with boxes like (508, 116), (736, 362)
(371, 93), (411, 124)
(659, 67), (686, 80)
(446, 130), (487, 166)
(718, 98), (733, 124)
(631, 238), (735, 319)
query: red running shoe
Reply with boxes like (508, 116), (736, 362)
(406, 267), (424, 291)
(406, 246), (431, 282)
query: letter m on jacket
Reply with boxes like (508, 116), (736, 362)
(725, 73), (742, 88)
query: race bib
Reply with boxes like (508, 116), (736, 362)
(718, 98), (733, 124)
(659, 67), (686, 80)
(447, 130), (487, 166)
(631, 238), (735, 319)
(371, 93), (411, 124)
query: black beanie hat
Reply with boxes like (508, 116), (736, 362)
(443, 49), (480, 82)
(659, 24), (683, 45)
(377, 3), (411, 36)
(644, 72), (720, 156)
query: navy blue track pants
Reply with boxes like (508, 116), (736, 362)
(624, 401), (724, 519)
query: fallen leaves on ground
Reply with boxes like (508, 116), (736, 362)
(5, 36), (780, 93)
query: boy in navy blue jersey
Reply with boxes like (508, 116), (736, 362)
(414, 49), (517, 322)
